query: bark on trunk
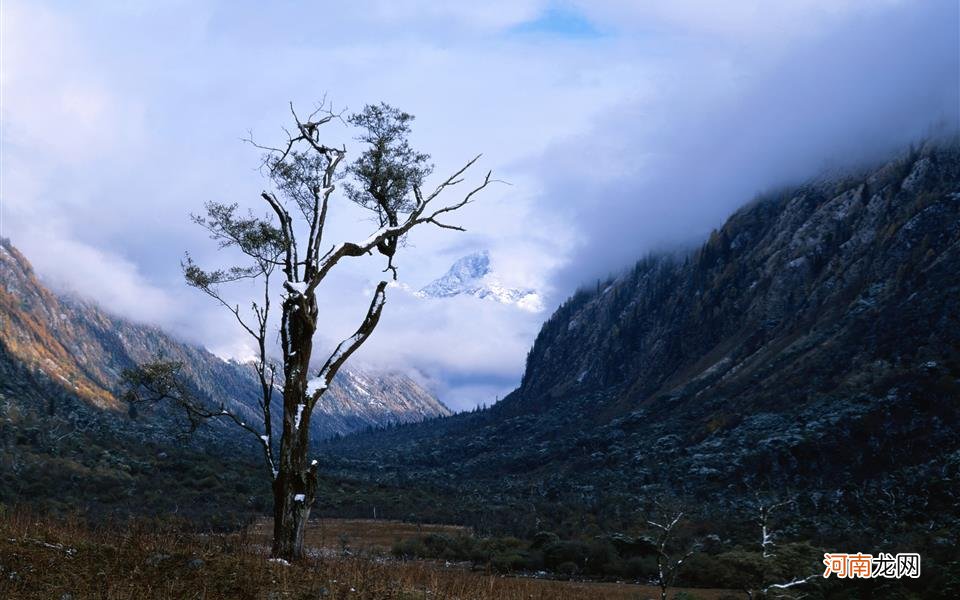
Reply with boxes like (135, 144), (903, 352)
(271, 474), (314, 560)
(271, 480), (309, 560)
(270, 423), (318, 560)
(270, 290), (319, 561)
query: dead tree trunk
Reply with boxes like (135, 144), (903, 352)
(123, 100), (493, 562)
(647, 506), (698, 600)
(271, 288), (318, 559)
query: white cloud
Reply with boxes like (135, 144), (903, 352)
(2, 0), (954, 409)
(14, 223), (176, 323)
(309, 274), (541, 411)
(573, 0), (905, 41)
(538, 0), (959, 287)
(1, 1), (145, 162)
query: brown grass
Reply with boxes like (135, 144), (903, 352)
(0, 510), (732, 599)
(247, 517), (470, 553)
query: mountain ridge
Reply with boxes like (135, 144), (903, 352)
(319, 140), (960, 549)
(0, 239), (450, 440)
(417, 250), (543, 312)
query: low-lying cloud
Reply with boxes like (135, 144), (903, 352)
(3, 0), (957, 409)
(537, 0), (959, 290)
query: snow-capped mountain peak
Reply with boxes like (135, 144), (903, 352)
(416, 250), (543, 312)
(418, 251), (492, 298)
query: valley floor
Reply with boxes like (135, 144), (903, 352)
(0, 511), (733, 599)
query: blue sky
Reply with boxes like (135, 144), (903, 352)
(2, 1), (957, 410)
(510, 6), (604, 38)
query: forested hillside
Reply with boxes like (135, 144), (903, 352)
(320, 142), (960, 562)
(0, 240), (448, 519)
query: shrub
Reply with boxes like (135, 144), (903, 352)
(543, 540), (591, 571)
(584, 539), (618, 575)
(620, 555), (657, 579)
(490, 552), (527, 573)
(556, 561), (579, 578)
(531, 531), (559, 549)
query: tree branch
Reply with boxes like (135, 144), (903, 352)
(308, 282), (388, 408)
(121, 359), (277, 478)
(261, 191), (297, 281)
(307, 163), (495, 290)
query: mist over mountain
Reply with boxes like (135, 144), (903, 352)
(535, 1), (959, 292)
(0, 239), (449, 441)
(5, 2), (955, 422)
(416, 250), (543, 312)
(321, 141), (960, 559)
(3, 1), (959, 596)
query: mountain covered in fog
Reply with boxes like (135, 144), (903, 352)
(0, 238), (450, 518)
(0, 240), (449, 440)
(322, 141), (960, 550)
(417, 250), (543, 312)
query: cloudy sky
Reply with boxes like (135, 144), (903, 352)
(2, 1), (957, 410)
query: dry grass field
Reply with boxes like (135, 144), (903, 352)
(247, 517), (471, 554)
(0, 511), (734, 599)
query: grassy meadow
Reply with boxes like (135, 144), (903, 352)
(0, 510), (735, 599)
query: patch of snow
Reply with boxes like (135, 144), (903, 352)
(350, 373), (371, 396)
(307, 377), (327, 395)
(284, 281), (308, 295)
(268, 558), (291, 566)
(419, 251), (492, 297)
(294, 494), (306, 502)
(294, 403), (305, 430)
(416, 250), (542, 311)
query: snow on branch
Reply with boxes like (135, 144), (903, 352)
(308, 282), (388, 408)
(764, 574), (819, 592)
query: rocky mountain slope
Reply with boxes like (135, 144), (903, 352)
(321, 141), (960, 550)
(417, 250), (543, 312)
(0, 238), (449, 518)
(313, 366), (450, 437)
(0, 240), (448, 439)
(0, 330), (269, 522)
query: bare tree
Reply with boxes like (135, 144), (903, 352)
(646, 503), (699, 600)
(725, 493), (819, 600)
(122, 99), (492, 561)
(757, 493), (793, 560)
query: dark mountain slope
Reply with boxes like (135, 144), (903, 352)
(0, 331), (270, 523)
(320, 141), (960, 548)
(518, 148), (959, 422)
(0, 239), (449, 519)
